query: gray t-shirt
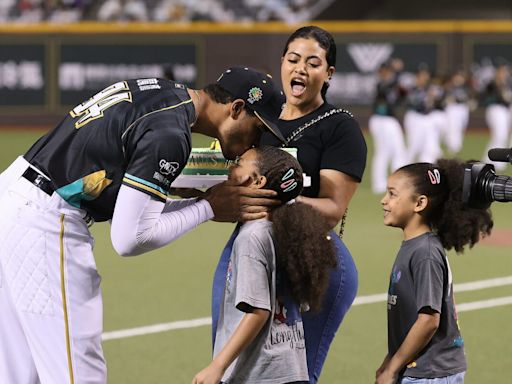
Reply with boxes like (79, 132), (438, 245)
(214, 220), (309, 384)
(387, 232), (467, 378)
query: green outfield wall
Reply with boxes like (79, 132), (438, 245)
(1, 21), (511, 125)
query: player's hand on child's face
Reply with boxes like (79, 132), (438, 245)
(204, 174), (280, 222)
(191, 364), (223, 384)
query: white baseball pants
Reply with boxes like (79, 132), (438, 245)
(404, 110), (442, 164)
(369, 115), (409, 194)
(483, 104), (511, 171)
(0, 157), (106, 384)
(444, 103), (469, 154)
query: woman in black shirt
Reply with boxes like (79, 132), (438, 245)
(212, 26), (367, 384)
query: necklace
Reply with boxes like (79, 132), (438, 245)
(191, 89), (201, 126)
(283, 108), (353, 146)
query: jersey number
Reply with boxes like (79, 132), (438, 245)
(70, 81), (132, 129)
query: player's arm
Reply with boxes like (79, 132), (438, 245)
(375, 308), (440, 384)
(162, 196), (200, 212)
(297, 170), (359, 229)
(111, 185), (214, 256)
(192, 307), (270, 384)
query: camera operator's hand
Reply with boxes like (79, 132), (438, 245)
(203, 175), (280, 222)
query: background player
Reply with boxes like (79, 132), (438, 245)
(443, 70), (472, 155)
(403, 66), (440, 164)
(369, 61), (408, 194)
(0, 66), (286, 384)
(481, 62), (512, 171)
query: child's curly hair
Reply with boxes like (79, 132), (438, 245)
(254, 146), (337, 311)
(397, 159), (493, 253)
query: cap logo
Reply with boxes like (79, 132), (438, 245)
(247, 87), (263, 104)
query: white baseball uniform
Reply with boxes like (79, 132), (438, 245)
(0, 79), (215, 383)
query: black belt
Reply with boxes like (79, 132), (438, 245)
(22, 167), (55, 196)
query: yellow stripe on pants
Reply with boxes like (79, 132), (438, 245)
(59, 214), (75, 384)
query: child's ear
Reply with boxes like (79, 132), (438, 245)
(254, 175), (267, 189)
(414, 195), (428, 213)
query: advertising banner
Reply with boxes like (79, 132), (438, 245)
(58, 43), (197, 107)
(329, 42), (438, 105)
(0, 44), (46, 107)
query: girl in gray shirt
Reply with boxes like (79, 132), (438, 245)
(376, 160), (493, 384)
(193, 146), (337, 384)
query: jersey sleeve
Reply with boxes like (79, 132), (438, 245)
(123, 116), (190, 202)
(233, 230), (273, 312)
(411, 249), (446, 313)
(320, 115), (367, 182)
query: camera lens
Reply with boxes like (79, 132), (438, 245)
(490, 175), (512, 202)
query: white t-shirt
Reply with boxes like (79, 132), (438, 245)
(214, 219), (309, 384)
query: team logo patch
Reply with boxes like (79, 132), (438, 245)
(159, 159), (180, 176)
(247, 87), (263, 104)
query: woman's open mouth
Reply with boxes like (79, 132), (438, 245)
(290, 78), (306, 97)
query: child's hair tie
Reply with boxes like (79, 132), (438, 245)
(280, 168), (298, 192)
(428, 169), (441, 185)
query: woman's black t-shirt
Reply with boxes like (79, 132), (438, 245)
(260, 102), (367, 198)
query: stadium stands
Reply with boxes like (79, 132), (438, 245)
(1, 0), (332, 23)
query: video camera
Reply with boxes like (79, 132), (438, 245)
(462, 148), (512, 209)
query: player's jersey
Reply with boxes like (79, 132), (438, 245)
(406, 85), (432, 114)
(446, 84), (469, 104)
(372, 78), (400, 117)
(24, 78), (196, 222)
(482, 80), (512, 107)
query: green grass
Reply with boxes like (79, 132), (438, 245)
(1, 129), (511, 383)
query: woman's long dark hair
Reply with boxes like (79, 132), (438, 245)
(282, 25), (337, 101)
(255, 146), (336, 311)
(397, 160), (493, 253)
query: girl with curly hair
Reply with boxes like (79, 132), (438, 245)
(375, 160), (493, 384)
(193, 146), (336, 384)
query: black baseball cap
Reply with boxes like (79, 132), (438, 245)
(216, 67), (286, 145)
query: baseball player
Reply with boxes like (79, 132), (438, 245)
(403, 67), (441, 163)
(427, 74), (448, 160)
(0, 67), (286, 384)
(481, 63), (512, 171)
(443, 70), (472, 155)
(369, 62), (408, 194)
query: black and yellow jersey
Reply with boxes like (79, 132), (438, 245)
(24, 78), (196, 222)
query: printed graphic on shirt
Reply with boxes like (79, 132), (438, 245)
(270, 316), (305, 350)
(70, 81), (132, 129)
(225, 259), (233, 293)
(56, 170), (113, 208)
(136, 78), (161, 91)
(388, 266), (401, 309)
(269, 272), (305, 350)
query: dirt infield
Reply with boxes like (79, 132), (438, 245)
(480, 229), (512, 246)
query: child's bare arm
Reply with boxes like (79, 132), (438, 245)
(375, 310), (440, 384)
(192, 308), (270, 384)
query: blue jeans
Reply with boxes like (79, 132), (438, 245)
(401, 372), (466, 384)
(211, 227), (358, 384)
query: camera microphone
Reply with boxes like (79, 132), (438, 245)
(488, 148), (512, 163)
